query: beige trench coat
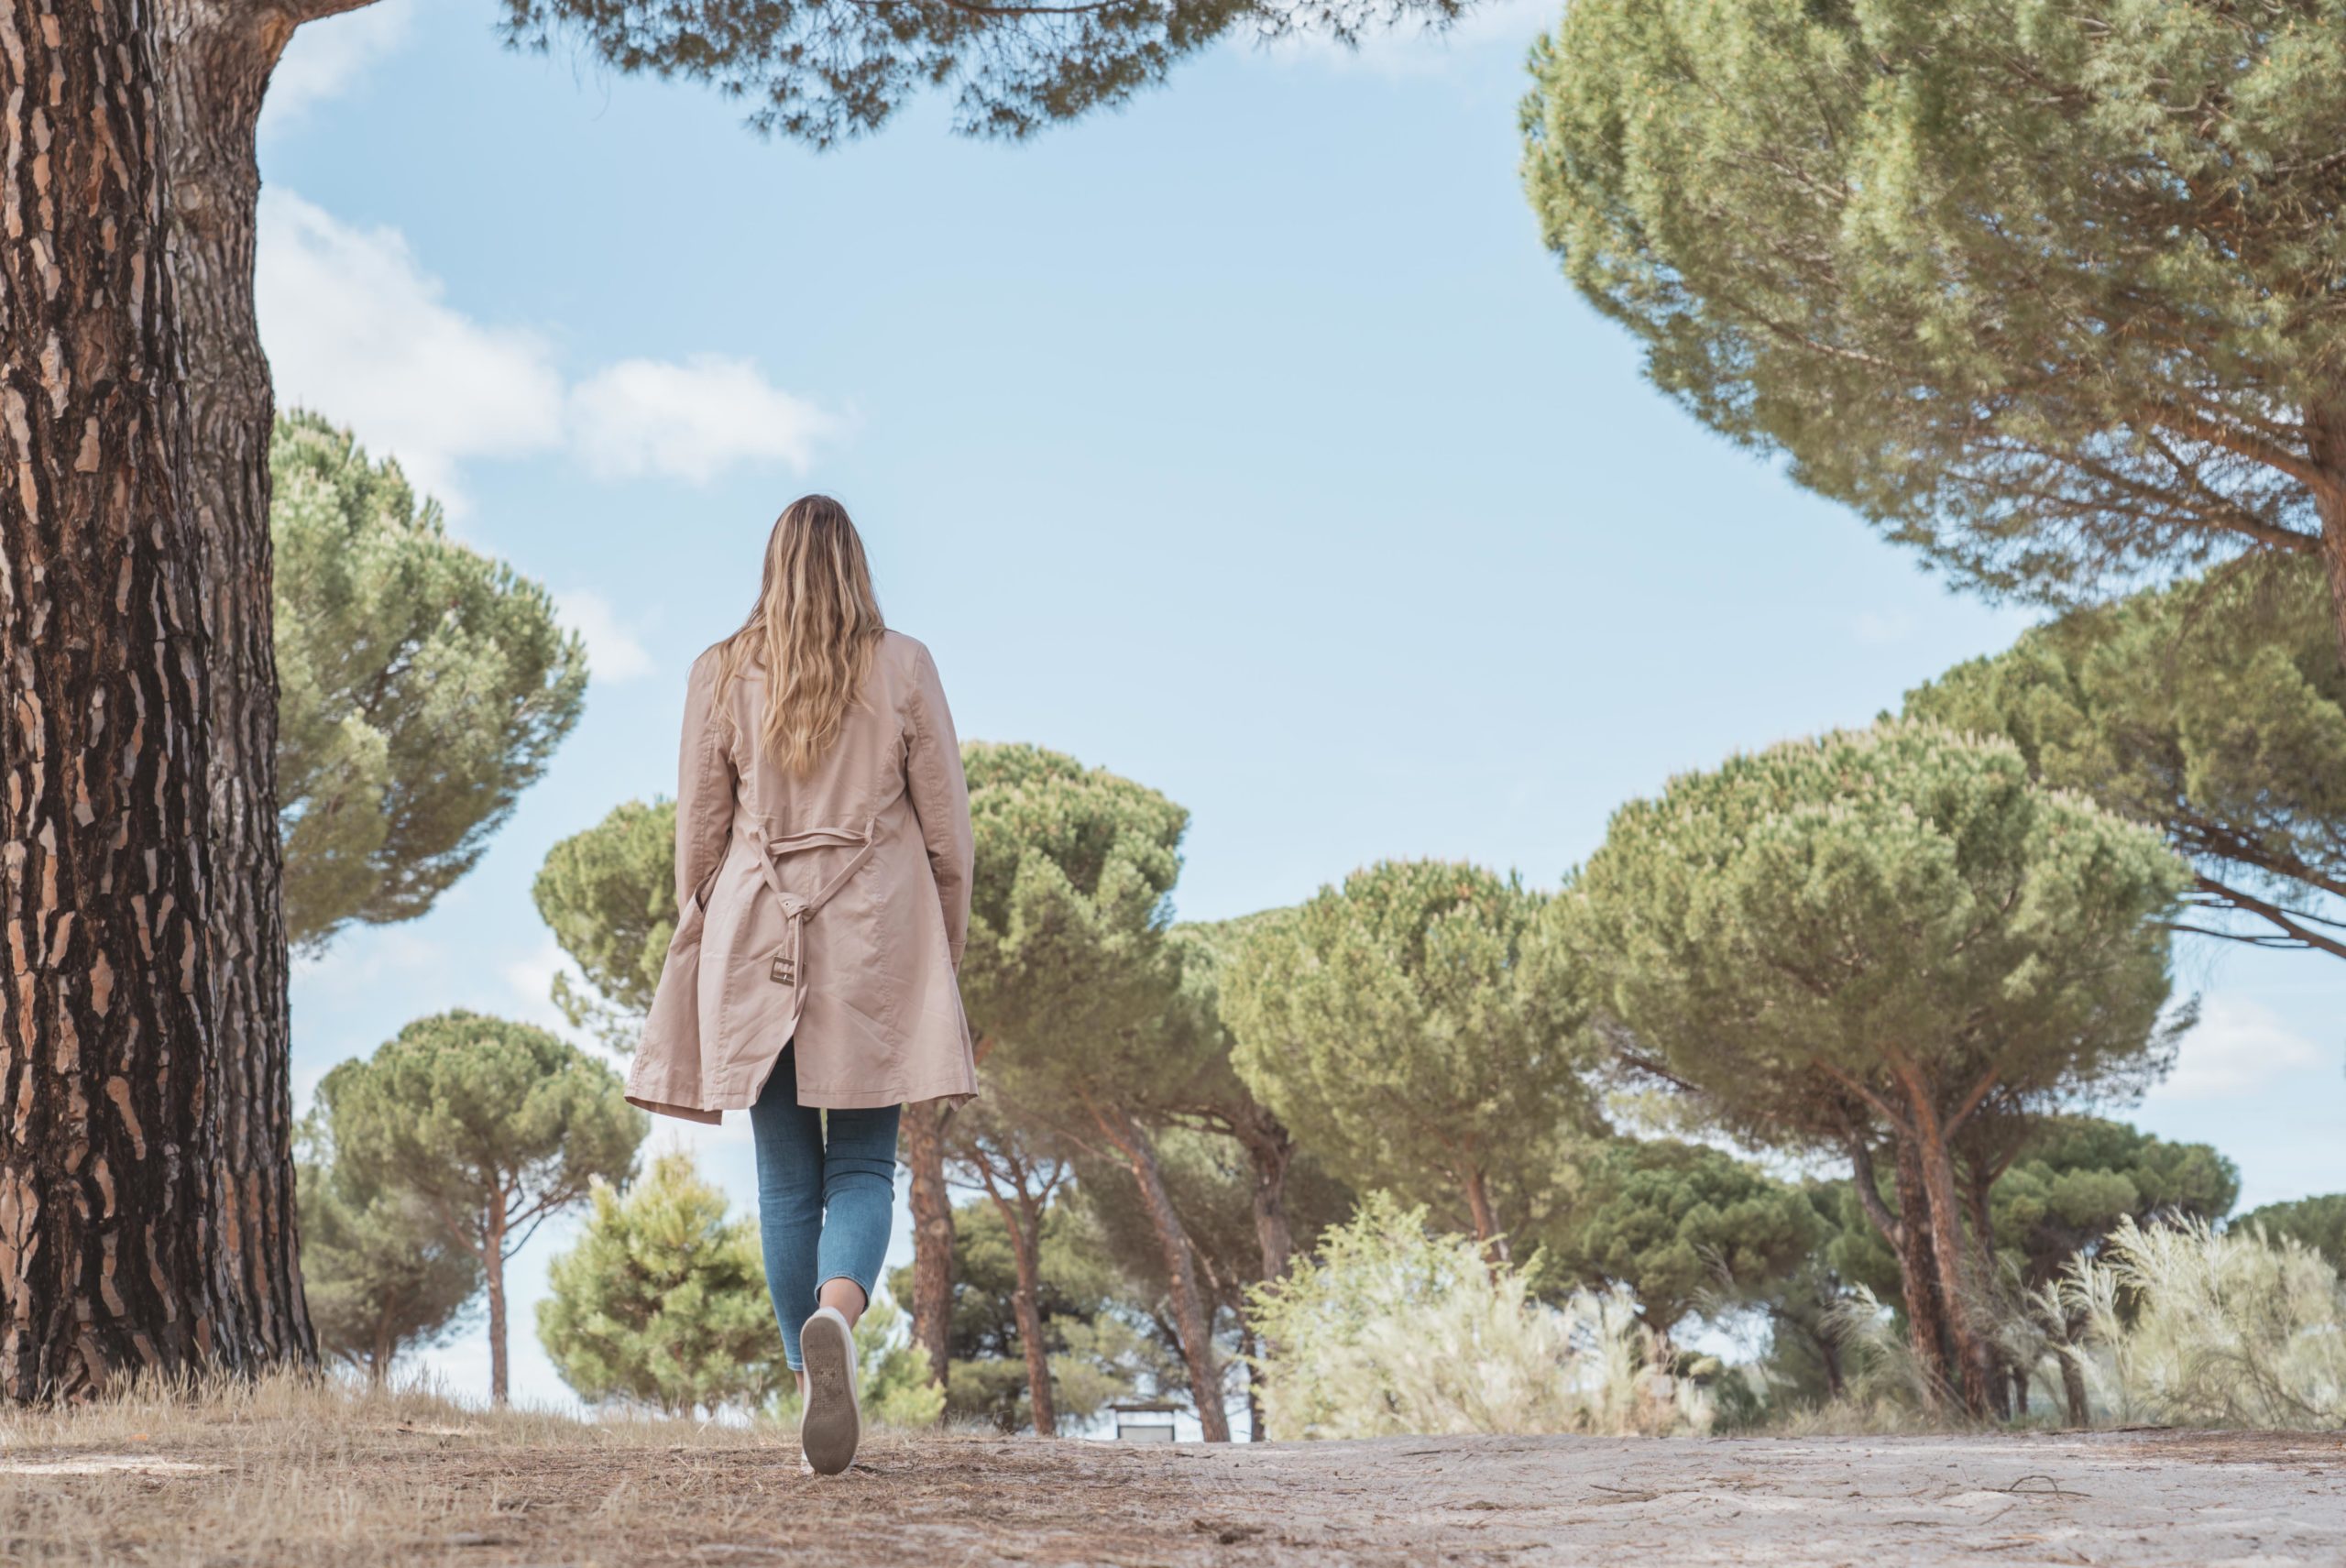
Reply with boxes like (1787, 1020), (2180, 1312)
(625, 630), (977, 1123)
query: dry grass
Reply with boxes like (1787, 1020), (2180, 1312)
(5, 1374), (2342, 1566)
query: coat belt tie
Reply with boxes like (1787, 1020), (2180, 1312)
(750, 818), (879, 1032)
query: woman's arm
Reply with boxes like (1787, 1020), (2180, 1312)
(674, 649), (735, 916)
(904, 642), (973, 968)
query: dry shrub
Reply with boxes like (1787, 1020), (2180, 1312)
(2059, 1216), (2346, 1430)
(1245, 1194), (1712, 1440)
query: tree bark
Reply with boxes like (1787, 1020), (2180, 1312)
(1904, 1091), (1993, 1417)
(1961, 1155), (2011, 1421)
(2057, 1335), (2090, 1428)
(0, 0), (236, 1398)
(1460, 1164), (1509, 1266)
(1090, 1098), (1228, 1442)
(988, 1190), (1055, 1438)
(1885, 1139), (1953, 1410)
(482, 1208), (507, 1405)
(902, 1101), (955, 1400)
(153, 0), (312, 1375)
(1233, 1107), (1295, 1286)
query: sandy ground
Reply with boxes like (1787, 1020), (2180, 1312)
(5, 1416), (2344, 1566)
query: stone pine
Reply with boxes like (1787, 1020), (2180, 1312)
(1557, 721), (2187, 1416)
(1522, 0), (2346, 661)
(318, 1011), (646, 1405)
(274, 411), (587, 954)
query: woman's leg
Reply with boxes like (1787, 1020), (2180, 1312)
(813, 1102), (904, 1326)
(749, 1046), (826, 1372)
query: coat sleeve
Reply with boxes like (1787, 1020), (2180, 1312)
(904, 642), (974, 968)
(674, 650), (735, 917)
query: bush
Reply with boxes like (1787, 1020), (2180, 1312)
(1246, 1194), (1711, 1439)
(537, 1153), (784, 1417)
(2059, 1217), (2346, 1430)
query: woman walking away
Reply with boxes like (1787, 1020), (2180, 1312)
(627, 495), (976, 1475)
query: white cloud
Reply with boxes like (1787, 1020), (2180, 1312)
(259, 192), (566, 512)
(257, 192), (845, 515)
(571, 356), (845, 484)
(261, 1), (415, 128)
(554, 587), (655, 684)
(2148, 996), (2330, 1101)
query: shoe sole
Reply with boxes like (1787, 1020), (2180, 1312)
(799, 1313), (861, 1476)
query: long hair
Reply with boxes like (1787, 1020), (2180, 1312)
(714, 495), (885, 776)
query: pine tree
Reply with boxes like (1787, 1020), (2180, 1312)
(538, 1153), (786, 1417)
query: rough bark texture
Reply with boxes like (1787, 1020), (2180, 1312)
(1905, 1089), (1992, 1416)
(1885, 1139), (1953, 1410)
(902, 1102), (954, 1400)
(0, 0), (225, 1398)
(153, 0), (311, 1373)
(1091, 1099), (1228, 1442)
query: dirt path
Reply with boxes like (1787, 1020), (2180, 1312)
(5, 1422), (2344, 1564)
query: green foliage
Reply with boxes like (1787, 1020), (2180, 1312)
(1559, 722), (2188, 1157)
(1993, 1118), (2240, 1288)
(1076, 1124), (1351, 1320)
(1562, 1140), (1823, 1337)
(532, 798), (678, 1049)
(320, 1011), (645, 1252)
(767, 1295), (948, 1431)
(1247, 1194), (1713, 1439)
(1521, 0), (2346, 625)
(2237, 1193), (2346, 1273)
(1907, 557), (2346, 958)
(1223, 860), (1599, 1253)
(2061, 1217), (2346, 1429)
(536, 1153), (785, 1416)
(318, 1011), (644, 1398)
(959, 741), (1188, 1071)
(273, 410), (587, 952)
(501, 0), (1467, 146)
(887, 1196), (1174, 1432)
(296, 1120), (480, 1383)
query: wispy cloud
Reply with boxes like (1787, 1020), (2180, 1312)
(2148, 995), (2330, 1101)
(260, 1), (415, 129)
(554, 587), (656, 685)
(257, 192), (847, 516)
(571, 356), (848, 484)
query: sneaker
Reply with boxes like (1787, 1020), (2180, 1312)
(797, 1306), (861, 1475)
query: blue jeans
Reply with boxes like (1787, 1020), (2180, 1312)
(750, 1044), (903, 1371)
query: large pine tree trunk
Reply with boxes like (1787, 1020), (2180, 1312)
(1904, 1092), (1992, 1416)
(153, 0), (312, 1372)
(0, 0), (227, 1398)
(1089, 1098), (1229, 1442)
(1884, 1139), (1954, 1409)
(901, 1102), (955, 1399)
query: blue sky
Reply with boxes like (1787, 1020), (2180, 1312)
(264, 0), (2345, 1416)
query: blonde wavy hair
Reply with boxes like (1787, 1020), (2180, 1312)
(715, 495), (885, 775)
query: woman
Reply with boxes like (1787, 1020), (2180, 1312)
(628, 495), (976, 1475)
